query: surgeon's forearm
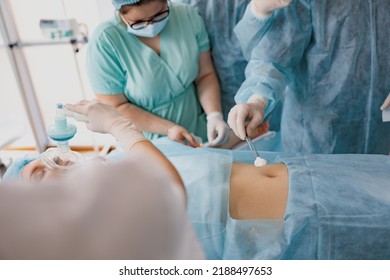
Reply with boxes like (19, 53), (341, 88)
(235, 60), (286, 118)
(234, 2), (274, 61)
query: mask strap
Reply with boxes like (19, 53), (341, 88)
(119, 13), (130, 27)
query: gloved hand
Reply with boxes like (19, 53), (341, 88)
(206, 112), (230, 147)
(66, 99), (120, 134)
(252, 0), (292, 17)
(228, 96), (267, 140)
(66, 100), (147, 150)
(167, 125), (197, 147)
(380, 93), (390, 111)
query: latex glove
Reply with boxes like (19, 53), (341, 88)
(66, 100), (147, 150)
(228, 96), (267, 140)
(252, 0), (292, 17)
(206, 112), (230, 147)
(380, 93), (390, 111)
(167, 125), (197, 147)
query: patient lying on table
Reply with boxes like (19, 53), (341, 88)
(153, 139), (390, 260)
(3, 100), (390, 260)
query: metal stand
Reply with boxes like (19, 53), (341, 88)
(0, 0), (88, 152)
(0, 0), (48, 152)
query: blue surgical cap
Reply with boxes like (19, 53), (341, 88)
(112, 0), (141, 9)
(2, 155), (38, 182)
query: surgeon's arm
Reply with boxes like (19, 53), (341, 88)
(65, 100), (185, 194)
(229, 1), (312, 139)
(235, 1), (291, 60)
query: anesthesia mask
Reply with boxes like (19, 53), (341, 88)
(40, 104), (84, 174)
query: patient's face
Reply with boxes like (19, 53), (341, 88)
(21, 159), (59, 182)
(22, 154), (75, 182)
(22, 155), (103, 182)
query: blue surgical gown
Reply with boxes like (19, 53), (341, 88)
(235, 0), (390, 154)
(86, 2), (209, 141)
(175, 0), (282, 132)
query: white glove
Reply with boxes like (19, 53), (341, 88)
(228, 96), (267, 140)
(66, 100), (147, 150)
(252, 0), (292, 17)
(380, 93), (390, 111)
(206, 112), (231, 147)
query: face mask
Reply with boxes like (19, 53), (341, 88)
(125, 16), (169, 38)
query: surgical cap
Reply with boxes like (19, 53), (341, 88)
(2, 155), (37, 182)
(112, 0), (141, 9)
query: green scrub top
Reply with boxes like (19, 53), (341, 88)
(86, 2), (210, 141)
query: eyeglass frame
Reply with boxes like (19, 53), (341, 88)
(122, 7), (170, 30)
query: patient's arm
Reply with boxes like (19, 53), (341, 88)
(130, 141), (185, 191)
(66, 100), (185, 193)
(229, 162), (288, 220)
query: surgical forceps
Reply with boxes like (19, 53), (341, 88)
(245, 135), (267, 167)
(246, 136), (260, 159)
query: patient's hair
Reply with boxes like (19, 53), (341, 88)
(119, 0), (167, 14)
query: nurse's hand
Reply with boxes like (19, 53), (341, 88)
(228, 97), (267, 140)
(66, 99), (123, 134)
(66, 100), (121, 134)
(207, 112), (230, 147)
(380, 93), (390, 111)
(252, 0), (292, 17)
(66, 100), (147, 149)
(167, 125), (197, 147)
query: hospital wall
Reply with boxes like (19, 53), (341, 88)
(0, 0), (115, 149)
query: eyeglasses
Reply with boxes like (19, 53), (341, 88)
(126, 8), (170, 30)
